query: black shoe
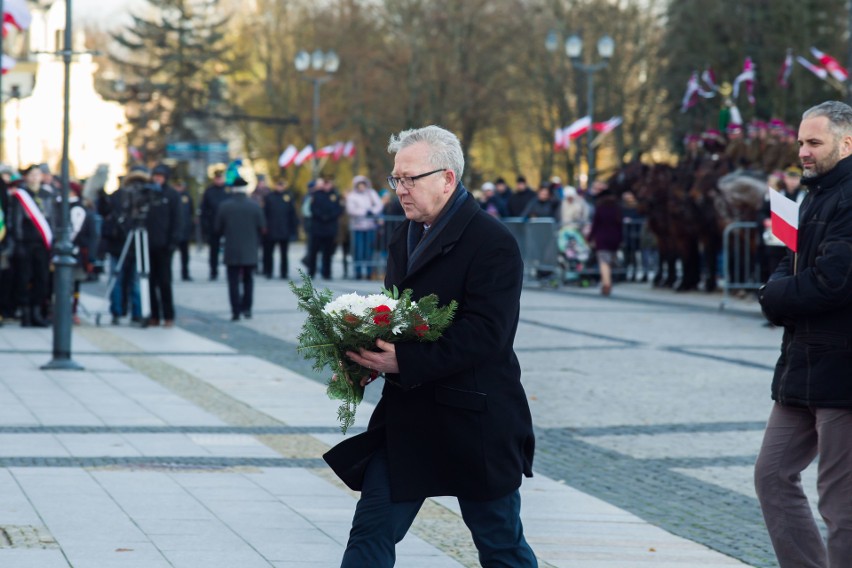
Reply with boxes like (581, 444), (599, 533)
(182, 275), (193, 281)
(242, 310), (252, 319)
(231, 314), (240, 321)
(111, 315), (120, 325)
(209, 274), (218, 281)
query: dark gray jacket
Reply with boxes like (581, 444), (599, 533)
(215, 193), (266, 266)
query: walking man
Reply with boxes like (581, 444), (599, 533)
(200, 169), (230, 280)
(215, 177), (265, 321)
(324, 125), (537, 567)
(756, 100), (852, 568)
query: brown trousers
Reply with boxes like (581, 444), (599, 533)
(755, 403), (852, 568)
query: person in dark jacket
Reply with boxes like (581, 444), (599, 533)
(588, 183), (623, 296)
(199, 169), (230, 280)
(506, 175), (536, 217)
(755, 100), (852, 568)
(174, 179), (194, 281)
(306, 178), (343, 279)
(324, 125), (536, 567)
(146, 163), (181, 327)
(215, 177), (266, 320)
(262, 179), (299, 279)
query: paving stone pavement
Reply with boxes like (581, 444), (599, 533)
(0, 244), (816, 567)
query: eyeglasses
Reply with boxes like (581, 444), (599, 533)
(387, 168), (445, 190)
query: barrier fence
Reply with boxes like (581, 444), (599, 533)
(720, 221), (763, 309)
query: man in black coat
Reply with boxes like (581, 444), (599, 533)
(324, 125), (537, 567)
(306, 178), (343, 279)
(145, 164), (181, 327)
(262, 179), (299, 279)
(200, 169), (230, 280)
(215, 177), (266, 320)
(756, 100), (852, 568)
(174, 179), (194, 281)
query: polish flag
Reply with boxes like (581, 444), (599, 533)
(777, 49), (793, 87)
(769, 188), (799, 252)
(553, 127), (567, 152)
(565, 116), (592, 141)
(796, 56), (828, 80)
(277, 145), (298, 168)
(342, 140), (356, 159)
(811, 47), (849, 82)
(593, 116), (623, 134)
(332, 141), (345, 161)
(314, 144), (337, 159)
(732, 57), (756, 104)
(1, 55), (14, 74)
(293, 145), (314, 167)
(3, 0), (31, 32)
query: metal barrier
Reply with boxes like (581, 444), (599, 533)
(503, 217), (562, 285)
(347, 215), (406, 280)
(721, 221), (762, 309)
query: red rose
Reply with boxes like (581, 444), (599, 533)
(372, 305), (392, 326)
(414, 324), (430, 337)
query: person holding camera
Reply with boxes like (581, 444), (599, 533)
(146, 164), (181, 327)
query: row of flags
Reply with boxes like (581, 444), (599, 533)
(553, 116), (623, 152)
(683, 47), (849, 113)
(1, 0), (32, 74)
(277, 141), (356, 169)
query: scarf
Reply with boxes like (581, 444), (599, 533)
(406, 184), (468, 271)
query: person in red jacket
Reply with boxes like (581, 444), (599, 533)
(324, 125), (537, 567)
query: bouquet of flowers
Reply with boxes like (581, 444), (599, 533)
(290, 272), (457, 433)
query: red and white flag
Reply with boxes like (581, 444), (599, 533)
(769, 188), (799, 252)
(277, 145), (298, 168)
(3, 0), (31, 32)
(778, 49), (794, 87)
(293, 145), (314, 167)
(1, 54), (14, 74)
(700, 67), (718, 92)
(314, 144), (336, 159)
(553, 127), (567, 152)
(811, 47), (849, 82)
(342, 140), (356, 159)
(332, 141), (345, 161)
(565, 116), (592, 141)
(797, 55), (828, 80)
(680, 71), (715, 112)
(733, 57), (756, 105)
(12, 189), (52, 249)
(593, 116), (623, 134)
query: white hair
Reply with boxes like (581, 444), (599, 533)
(387, 125), (464, 182)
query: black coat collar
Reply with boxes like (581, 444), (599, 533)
(388, 192), (480, 282)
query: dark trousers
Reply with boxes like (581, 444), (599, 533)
(226, 265), (254, 317)
(208, 234), (221, 277)
(262, 238), (290, 278)
(307, 234), (335, 279)
(755, 403), (852, 568)
(13, 243), (50, 310)
(148, 246), (174, 321)
(341, 449), (537, 567)
(178, 240), (190, 279)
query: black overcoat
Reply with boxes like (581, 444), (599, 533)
(760, 154), (852, 407)
(324, 193), (535, 502)
(215, 193), (266, 266)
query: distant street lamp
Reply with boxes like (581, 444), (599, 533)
(294, 49), (339, 179)
(547, 32), (614, 189)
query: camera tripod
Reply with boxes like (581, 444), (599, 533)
(95, 225), (151, 326)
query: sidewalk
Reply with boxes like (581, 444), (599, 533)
(0, 253), (759, 567)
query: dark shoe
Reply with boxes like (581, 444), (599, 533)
(148, 318), (160, 327)
(30, 307), (49, 327)
(182, 275), (193, 281)
(231, 314), (240, 321)
(21, 309), (32, 327)
(242, 311), (252, 319)
(163, 320), (174, 328)
(111, 315), (120, 326)
(209, 274), (218, 281)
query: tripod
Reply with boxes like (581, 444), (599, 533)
(96, 225), (151, 326)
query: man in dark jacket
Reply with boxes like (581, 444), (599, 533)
(200, 169), (230, 280)
(174, 179), (194, 281)
(215, 177), (266, 320)
(146, 164), (181, 327)
(324, 125), (537, 567)
(262, 179), (298, 279)
(306, 178), (343, 279)
(755, 100), (852, 568)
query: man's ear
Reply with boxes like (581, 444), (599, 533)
(443, 169), (457, 192)
(843, 135), (852, 158)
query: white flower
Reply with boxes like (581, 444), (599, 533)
(392, 325), (403, 335)
(323, 292), (399, 317)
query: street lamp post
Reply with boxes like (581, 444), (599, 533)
(547, 33), (614, 189)
(42, 0), (82, 370)
(294, 49), (339, 179)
